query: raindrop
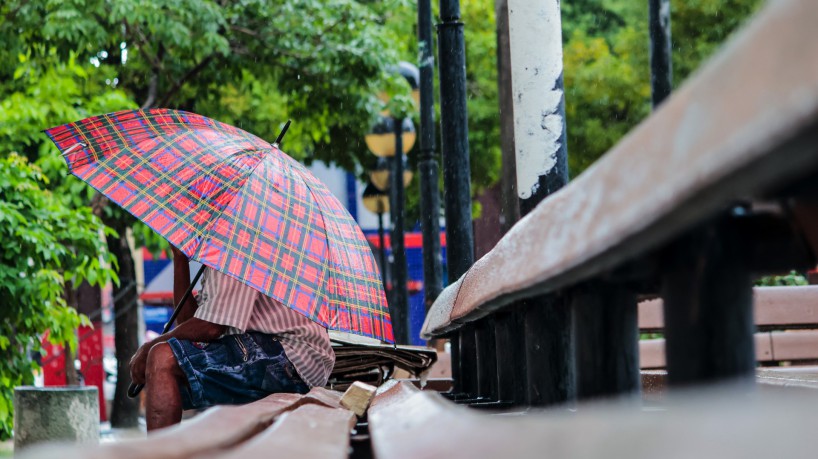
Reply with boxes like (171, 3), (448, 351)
(297, 74), (301, 80)
(99, 50), (109, 59)
(122, 49), (128, 65)
(120, 41), (127, 49)
(19, 272), (26, 278)
(106, 79), (111, 85)
(27, 257), (34, 267)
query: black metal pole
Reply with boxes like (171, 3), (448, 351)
(661, 220), (755, 387)
(458, 324), (479, 397)
(418, 0), (444, 312)
(494, 310), (526, 405)
(649, 0), (672, 107)
(437, 0), (474, 281)
(523, 295), (574, 406)
(419, 0), (458, 394)
(574, 282), (640, 400)
(475, 318), (499, 401)
(438, 0), (476, 397)
(390, 118), (410, 345)
(377, 212), (387, 290)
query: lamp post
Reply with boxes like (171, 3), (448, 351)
(364, 74), (418, 344)
(362, 183), (390, 290)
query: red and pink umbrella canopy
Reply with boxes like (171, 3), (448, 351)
(46, 109), (393, 343)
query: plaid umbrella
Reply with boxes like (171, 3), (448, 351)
(46, 109), (393, 343)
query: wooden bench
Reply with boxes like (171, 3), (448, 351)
(638, 285), (818, 369)
(422, 0), (818, 407)
(18, 388), (357, 459)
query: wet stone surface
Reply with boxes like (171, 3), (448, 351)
(13, 386), (99, 450)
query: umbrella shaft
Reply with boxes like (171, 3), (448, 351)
(164, 263), (207, 333)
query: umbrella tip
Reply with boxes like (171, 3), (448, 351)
(272, 120), (292, 148)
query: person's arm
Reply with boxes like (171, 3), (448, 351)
(171, 246), (198, 324)
(129, 318), (227, 385)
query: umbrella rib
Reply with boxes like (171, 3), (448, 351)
(288, 163), (362, 330)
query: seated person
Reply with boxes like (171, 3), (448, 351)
(130, 246), (335, 431)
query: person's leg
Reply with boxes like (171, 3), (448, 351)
(145, 342), (186, 431)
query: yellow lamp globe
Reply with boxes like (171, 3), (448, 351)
(369, 156), (413, 191)
(364, 116), (417, 158)
(362, 182), (390, 214)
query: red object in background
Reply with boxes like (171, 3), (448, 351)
(367, 231), (447, 250)
(78, 324), (107, 422)
(41, 325), (108, 422)
(41, 331), (66, 387)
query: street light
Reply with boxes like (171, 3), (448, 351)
(369, 156), (413, 192)
(364, 61), (419, 345)
(362, 183), (390, 289)
(396, 61), (421, 107)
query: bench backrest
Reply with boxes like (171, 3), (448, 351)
(639, 285), (818, 369)
(638, 286), (818, 333)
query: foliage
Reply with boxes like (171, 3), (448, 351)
(0, 154), (117, 440)
(756, 271), (808, 287)
(0, 48), (136, 194)
(1, 0), (415, 426)
(2, 0), (410, 169)
(561, 0), (763, 176)
(382, 0), (763, 222)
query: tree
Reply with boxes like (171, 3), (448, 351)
(0, 154), (116, 440)
(2, 0), (414, 426)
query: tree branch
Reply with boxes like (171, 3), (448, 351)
(140, 72), (158, 109)
(124, 21), (163, 71)
(157, 54), (215, 107)
(90, 192), (109, 218)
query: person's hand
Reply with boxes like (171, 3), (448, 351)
(129, 342), (152, 386)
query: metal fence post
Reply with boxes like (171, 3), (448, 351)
(390, 118), (410, 345)
(438, 0), (477, 395)
(417, 0), (444, 314)
(649, 0), (673, 106)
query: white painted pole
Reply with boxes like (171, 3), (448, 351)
(507, 0), (569, 211)
(506, 0), (575, 407)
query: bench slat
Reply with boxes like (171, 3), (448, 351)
(422, 0), (818, 338)
(205, 404), (355, 459)
(757, 367), (818, 390)
(369, 381), (818, 459)
(20, 393), (305, 459)
(639, 330), (818, 369)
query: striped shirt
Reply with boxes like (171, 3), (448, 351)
(193, 268), (335, 387)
